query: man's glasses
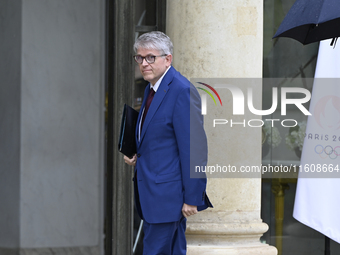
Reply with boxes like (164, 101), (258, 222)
(134, 54), (167, 64)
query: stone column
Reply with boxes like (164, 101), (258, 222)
(167, 0), (277, 254)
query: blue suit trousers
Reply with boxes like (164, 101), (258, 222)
(143, 216), (187, 255)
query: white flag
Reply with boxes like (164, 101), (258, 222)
(293, 39), (340, 244)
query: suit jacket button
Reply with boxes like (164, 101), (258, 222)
(137, 154), (141, 158)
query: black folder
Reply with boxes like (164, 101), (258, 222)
(118, 104), (139, 158)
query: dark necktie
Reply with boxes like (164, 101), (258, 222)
(141, 88), (155, 129)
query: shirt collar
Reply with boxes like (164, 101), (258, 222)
(150, 66), (171, 92)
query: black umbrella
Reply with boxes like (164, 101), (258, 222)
(273, 0), (340, 45)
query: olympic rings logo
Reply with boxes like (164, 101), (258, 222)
(314, 145), (340, 159)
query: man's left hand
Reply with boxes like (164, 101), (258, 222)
(182, 203), (198, 217)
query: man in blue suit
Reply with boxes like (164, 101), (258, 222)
(124, 31), (212, 255)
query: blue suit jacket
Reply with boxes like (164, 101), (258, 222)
(134, 66), (212, 224)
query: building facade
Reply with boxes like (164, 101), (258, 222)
(2, 1), (337, 255)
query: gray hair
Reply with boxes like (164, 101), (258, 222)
(134, 31), (173, 55)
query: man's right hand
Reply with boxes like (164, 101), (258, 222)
(124, 154), (137, 166)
